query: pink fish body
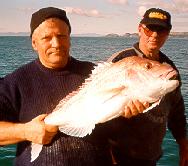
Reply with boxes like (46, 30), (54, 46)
(45, 56), (179, 137)
(31, 56), (179, 162)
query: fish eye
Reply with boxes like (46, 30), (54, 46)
(144, 62), (152, 69)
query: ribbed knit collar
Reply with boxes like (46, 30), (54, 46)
(34, 57), (76, 76)
(133, 42), (165, 63)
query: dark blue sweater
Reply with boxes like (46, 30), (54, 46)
(0, 57), (112, 166)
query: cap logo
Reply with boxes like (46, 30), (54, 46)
(148, 12), (167, 20)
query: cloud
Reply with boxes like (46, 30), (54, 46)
(107, 0), (128, 5)
(173, 21), (188, 26)
(138, 6), (147, 17)
(136, 0), (173, 9)
(16, 7), (35, 14)
(172, 0), (188, 12)
(173, 0), (188, 6)
(136, 0), (188, 13)
(64, 7), (105, 18)
(0, 27), (5, 31)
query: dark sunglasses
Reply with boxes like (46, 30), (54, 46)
(140, 24), (169, 37)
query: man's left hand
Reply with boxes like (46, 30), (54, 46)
(122, 100), (149, 118)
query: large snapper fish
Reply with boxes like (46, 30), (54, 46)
(31, 56), (179, 161)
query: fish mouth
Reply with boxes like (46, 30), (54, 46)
(167, 70), (178, 80)
(160, 69), (178, 80)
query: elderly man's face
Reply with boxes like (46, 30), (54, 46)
(32, 18), (70, 69)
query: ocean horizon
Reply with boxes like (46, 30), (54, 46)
(0, 31), (188, 37)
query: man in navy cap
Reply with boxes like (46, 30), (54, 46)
(108, 8), (188, 166)
(0, 7), (112, 165)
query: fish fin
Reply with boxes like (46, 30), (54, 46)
(30, 143), (43, 162)
(95, 85), (127, 102)
(143, 100), (161, 113)
(92, 61), (112, 74)
(104, 86), (127, 94)
(59, 123), (95, 137)
(53, 90), (81, 112)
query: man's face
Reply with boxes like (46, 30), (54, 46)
(32, 18), (70, 69)
(138, 24), (169, 53)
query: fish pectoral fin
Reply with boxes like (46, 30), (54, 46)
(90, 85), (127, 106)
(108, 85), (127, 94)
(31, 143), (43, 162)
(59, 123), (95, 138)
(101, 85), (127, 96)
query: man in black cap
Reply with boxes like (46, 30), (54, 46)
(0, 7), (112, 165)
(107, 8), (188, 166)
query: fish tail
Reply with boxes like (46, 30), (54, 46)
(30, 143), (43, 162)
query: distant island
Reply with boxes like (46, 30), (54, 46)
(104, 32), (188, 38)
(105, 33), (138, 38)
(0, 32), (103, 37)
(0, 32), (30, 36)
(0, 32), (188, 38)
(169, 32), (188, 37)
(71, 33), (103, 37)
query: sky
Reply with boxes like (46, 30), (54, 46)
(1, 0), (188, 35)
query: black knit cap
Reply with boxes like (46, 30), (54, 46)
(30, 7), (71, 36)
(140, 8), (172, 30)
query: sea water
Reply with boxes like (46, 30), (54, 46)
(0, 36), (187, 166)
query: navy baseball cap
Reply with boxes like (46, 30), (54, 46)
(140, 8), (172, 30)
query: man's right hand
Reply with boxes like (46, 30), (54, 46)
(0, 114), (58, 145)
(24, 114), (58, 145)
